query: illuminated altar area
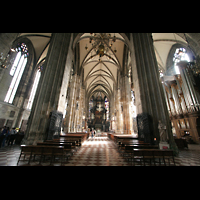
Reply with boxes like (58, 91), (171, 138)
(87, 95), (110, 132)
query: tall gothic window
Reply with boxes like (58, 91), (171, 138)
(173, 47), (190, 74)
(27, 66), (42, 110)
(89, 98), (93, 119)
(131, 90), (136, 118)
(4, 43), (29, 103)
(105, 97), (109, 121)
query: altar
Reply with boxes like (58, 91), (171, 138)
(87, 97), (110, 131)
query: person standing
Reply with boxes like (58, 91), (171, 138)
(8, 127), (16, 146)
(0, 126), (7, 148)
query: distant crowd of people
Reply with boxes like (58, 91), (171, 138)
(0, 126), (24, 148)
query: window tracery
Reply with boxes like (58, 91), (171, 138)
(4, 43), (29, 103)
(105, 97), (109, 121)
(173, 47), (190, 74)
(27, 66), (42, 110)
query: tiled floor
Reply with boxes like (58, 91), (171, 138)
(0, 145), (21, 166)
(0, 135), (200, 166)
(174, 144), (200, 166)
(63, 136), (129, 166)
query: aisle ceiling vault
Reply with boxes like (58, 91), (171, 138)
(17, 33), (52, 66)
(152, 33), (188, 71)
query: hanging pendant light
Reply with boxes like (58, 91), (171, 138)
(97, 43), (105, 57)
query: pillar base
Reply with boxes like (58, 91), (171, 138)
(159, 142), (169, 149)
(46, 110), (63, 141)
(137, 113), (154, 144)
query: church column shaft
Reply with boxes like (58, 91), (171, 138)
(131, 33), (178, 154)
(68, 74), (78, 132)
(24, 33), (73, 144)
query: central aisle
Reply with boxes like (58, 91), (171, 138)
(63, 136), (129, 166)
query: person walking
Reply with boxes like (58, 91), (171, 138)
(91, 128), (94, 139)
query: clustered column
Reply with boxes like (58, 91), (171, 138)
(131, 33), (178, 154)
(24, 33), (73, 145)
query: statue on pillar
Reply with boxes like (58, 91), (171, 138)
(158, 120), (168, 142)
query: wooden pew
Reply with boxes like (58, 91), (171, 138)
(129, 149), (175, 166)
(118, 139), (149, 144)
(125, 144), (158, 150)
(114, 135), (137, 143)
(108, 133), (138, 142)
(17, 145), (65, 165)
(60, 133), (88, 145)
(118, 140), (151, 150)
(121, 145), (158, 162)
(37, 142), (75, 156)
(52, 138), (81, 147)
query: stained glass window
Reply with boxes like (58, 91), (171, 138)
(4, 43), (29, 104)
(131, 90), (136, 118)
(27, 66), (42, 110)
(89, 98), (93, 119)
(173, 47), (190, 74)
(105, 97), (109, 121)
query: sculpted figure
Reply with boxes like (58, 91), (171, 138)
(158, 120), (168, 142)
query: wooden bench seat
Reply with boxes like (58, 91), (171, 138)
(119, 142), (158, 156)
(60, 133), (89, 141)
(17, 145), (66, 166)
(125, 144), (158, 149)
(128, 149), (175, 166)
(52, 139), (81, 147)
(46, 139), (81, 149)
(37, 142), (76, 156)
(118, 140), (150, 145)
(59, 134), (87, 146)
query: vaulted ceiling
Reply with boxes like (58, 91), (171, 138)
(77, 33), (126, 101)
(14, 33), (199, 102)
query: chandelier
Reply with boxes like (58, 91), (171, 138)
(85, 33), (117, 59)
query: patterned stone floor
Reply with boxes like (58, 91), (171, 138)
(63, 136), (129, 166)
(0, 135), (200, 166)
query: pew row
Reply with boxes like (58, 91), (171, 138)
(17, 145), (67, 165)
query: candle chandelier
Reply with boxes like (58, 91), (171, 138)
(85, 33), (117, 60)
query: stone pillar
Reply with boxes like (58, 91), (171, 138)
(121, 75), (132, 134)
(23, 33), (73, 144)
(69, 74), (78, 132)
(131, 33), (178, 154)
(115, 88), (123, 133)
